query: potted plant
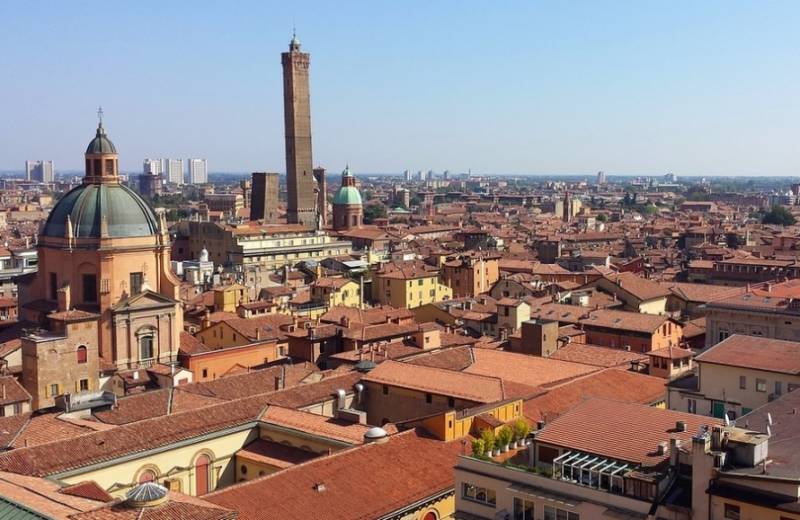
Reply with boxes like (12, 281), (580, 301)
(471, 438), (486, 458)
(497, 426), (513, 453)
(480, 429), (496, 457)
(513, 419), (530, 448)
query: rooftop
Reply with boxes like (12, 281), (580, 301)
(535, 398), (722, 467)
(696, 334), (800, 375)
(205, 429), (465, 520)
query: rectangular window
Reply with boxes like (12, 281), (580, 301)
(50, 383), (59, 397)
(739, 376), (746, 390)
(418, 279), (423, 286)
(756, 379), (767, 392)
(687, 398), (697, 414)
(461, 483), (496, 507)
(130, 272), (144, 295)
(448, 396), (455, 407)
(724, 503), (740, 520)
(82, 274), (97, 303)
(718, 330), (730, 343)
(514, 497), (534, 520)
(382, 384), (389, 395)
(543, 506), (579, 520)
(775, 381), (783, 396)
(425, 393), (432, 403)
(79, 379), (89, 391)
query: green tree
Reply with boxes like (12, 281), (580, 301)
(363, 203), (387, 224)
(642, 203), (658, 216)
(596, 213), (608, 222)
(762, 205), (796, 226)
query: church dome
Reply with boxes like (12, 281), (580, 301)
(85, 123), (117, 154)
(333, 165), (362, 206)
(42, 183), (159, 239)
(333, 186), (362, 206)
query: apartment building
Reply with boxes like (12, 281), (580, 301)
(668, 335), (800, 420)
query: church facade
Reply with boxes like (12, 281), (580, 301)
(18, 121), (183, 409)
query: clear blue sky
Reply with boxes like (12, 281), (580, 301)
(1, 1), (799, 176)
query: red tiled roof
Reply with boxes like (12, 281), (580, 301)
(60, 480), (114, 502)
(535, 398), (721, 467)
(363, 360), (505, 403)
(548, 343), (647, 368)
(523, 368), (666, 423)
(70, 496), (237, 520)
(205, 429), (466, 520)
(464, 348), (598, 388)
(236, 439), (319, 469)
(261, 406), (369, 445)
(697, 334), (800, 374)
(0, 375), (31, 406)
(0, 394), (272, 477)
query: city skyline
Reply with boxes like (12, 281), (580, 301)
(1, 1), (799, 176)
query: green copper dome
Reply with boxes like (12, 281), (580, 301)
(333, 186), (362, 206)
(86, 123), (117, 154)
(42, 183), (159, 238)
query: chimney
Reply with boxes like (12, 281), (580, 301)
(670, 438), (681, 467)
(656, 442), (669, 456)
(676, 420), (687, 432)
(57, 284), (71, 312)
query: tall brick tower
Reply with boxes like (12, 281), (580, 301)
(282, 32), (316, 228)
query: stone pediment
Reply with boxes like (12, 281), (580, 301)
(113, 290), (178, 312)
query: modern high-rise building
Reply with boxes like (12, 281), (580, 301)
(597, 170), (607, 185)
(143, 159), (163, 177)
(404, 169), (412, 181)
(282, 33), (317, 228)
(164, 159), (183, 184)
(25, 160), (54, 183)
(250, 172), (279, 223)
(187, 158), (207, 184)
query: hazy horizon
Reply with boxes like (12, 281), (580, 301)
(2, 1), (798, 176)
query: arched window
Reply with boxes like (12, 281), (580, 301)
(195, 454), (211, 495)
(138, 469), (156, 483)
(77, 346), (87, 364)
(422, 512), (438, 520)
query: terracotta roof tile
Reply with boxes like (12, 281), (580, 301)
(549, 343), (648, 368)
(697, 334), (800, 374)
(0, 375), (31, 406)
(523, 369), (666, 423)
(535, 398), (721, 467)
(205, 429), (465, 520)
(0, 394), (271, 477)
(464, 349), (598, 388)
(236, 439), (319, 469)
(60, 480), (114, 502)
(261, 406), (369, 445)
(363, 360), (505, 403)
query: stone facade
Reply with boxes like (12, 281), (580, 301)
(21, 313), (100, 410)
